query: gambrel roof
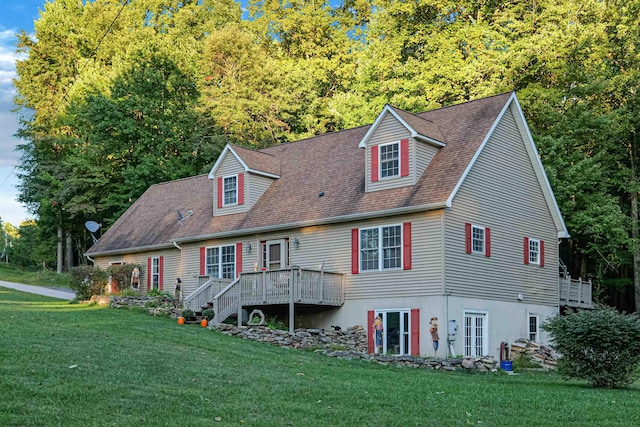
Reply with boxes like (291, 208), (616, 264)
(87, 92), (568, 256)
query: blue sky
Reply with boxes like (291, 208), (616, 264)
(0, 0), (44, 226)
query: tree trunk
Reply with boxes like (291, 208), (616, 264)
(630, 131), (640, 313)
(57, 225), (63, 274)
(65, 231), (73, 272)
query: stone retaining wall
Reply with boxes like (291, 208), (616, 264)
(214, 323), (498, 372)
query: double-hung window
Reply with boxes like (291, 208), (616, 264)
(379, 142), (399, 178)
(528, 238), (540, 265)
(206, 245), (236, 279)
(472, 226), (485, 254)
(151, 257), (160, 290)
(360, 225), (402, 271)
(223, 175), (238, 206)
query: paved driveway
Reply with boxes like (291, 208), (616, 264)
(0, 280), (76, 300)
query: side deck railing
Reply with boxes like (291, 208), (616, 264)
(559, 275), (592, 308)
(183, 276), (232, 312)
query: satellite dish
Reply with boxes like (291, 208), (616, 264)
(85, 221), (101, 233)
(85, 221), (102, 244)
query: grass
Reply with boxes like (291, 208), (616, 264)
(1, 288), (639, 426)
(0, 262), (71, 289)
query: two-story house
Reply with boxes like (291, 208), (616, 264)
(86, 92), (590, 358)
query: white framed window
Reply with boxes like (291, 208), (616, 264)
(360, 225), (402, 271)
(379, 142), (399, 178)
(151, 257), (160, 290)
(528, 314), (539, 342)
(528, 238), (540, 265)
(206, 245), (236, 279)
(464, 311), (488, 357)
(472, 225), (485, 254)
(223, 175), (238, 206)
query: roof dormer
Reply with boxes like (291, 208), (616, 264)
(358, 105), (446, 192)
(208, 144), (280, 216)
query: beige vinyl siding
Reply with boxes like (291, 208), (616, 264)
(415, 139), (439, 178)
(249, 173), (275, 207)
(213, 153), (247, 216)
(443, 105), (559, 306)
(366, 114), (414, 192)
(93, 248), (180, 293)
(178, 211), (444, 301)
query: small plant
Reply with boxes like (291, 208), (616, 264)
(147, 289), (165, 297)
(202, 308), (215, 321)
(181, 308), (196, 320)
(144, 300), (159, 308)
(543, 307), (640, 388)
(121, 289), (137, 297)
(266, 316), (287, 331)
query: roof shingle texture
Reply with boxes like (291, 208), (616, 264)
(88, 92), (512, 254)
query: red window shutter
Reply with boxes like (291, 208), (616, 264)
(200, 247), (206, 275)
(367, 310), (375, 354)
(351, 228), (359, 274)
(238, 173), (245, 205)
(400, 138), (409, 177)
(236, 242), (242, 277)
(371, 146), (379, 182)
(540, 240), (545, 268)
(147, 257), (151, 290)
(159, 256), (164, 291)
(485, 227), (491, 257)
(465, 223), (472, 254)
(217, 177), (223, 208)
(524, 237), (530, 265)
(403, 222), (412, 270)
(411, 308), (420, 356)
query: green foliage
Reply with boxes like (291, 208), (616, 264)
(181, 308), (195, 320)
(147, 289), (171, 298)
(120, 288), (138, 297)
(543, 307), (640, 388)
(144, 300), (159, 308)
(202, 308), (215, 321)
(68, 265), (108, 300)
(266, 316), (287, 331)
(105, 264), (143, 294)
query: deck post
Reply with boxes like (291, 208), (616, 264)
(289, 273), (295, 334)
(237, 278), (242, 327)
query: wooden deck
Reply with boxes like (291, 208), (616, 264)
(559, 275), (592, 308)
(184, 267), (344, 328)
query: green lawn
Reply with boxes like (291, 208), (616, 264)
(0, 263), (71, 289)
(0, 288), (638, 426)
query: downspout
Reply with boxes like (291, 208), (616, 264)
(85, 254), (95, 264)
(172, 241), (183, 281)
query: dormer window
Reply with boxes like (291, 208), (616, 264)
(380, 142), (399, 178)
(223, 175), (238, 205)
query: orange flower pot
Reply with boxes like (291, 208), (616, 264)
(177, 317), (185, 325)
(200, 318), (208, 328)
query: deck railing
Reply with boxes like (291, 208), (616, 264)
(212, 279), (241, 325)
(559, 275), (592, 308)
(183, 276), (232, 312)
(238, 267), (344, 306)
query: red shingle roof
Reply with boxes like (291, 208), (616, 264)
(87, 92), (512, 254)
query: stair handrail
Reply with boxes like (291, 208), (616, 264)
(212, 278), (240, 325)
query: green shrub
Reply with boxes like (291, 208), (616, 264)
(266, 316), (287, 331)
(121, 289), (138, 297)
(147, 289), (171, 297)
(69, 266), (108, 300)
(181, 309), (195, 320)
(542, 307), (640, 388)
(202, 308), (215, 321)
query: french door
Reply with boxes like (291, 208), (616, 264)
(464, 311), (488, 357)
